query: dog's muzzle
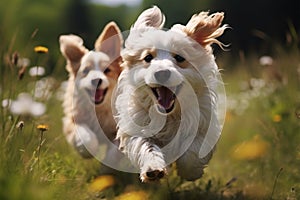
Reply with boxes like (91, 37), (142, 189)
(87, 78), (108, 105)
(150, 69), (182, 113)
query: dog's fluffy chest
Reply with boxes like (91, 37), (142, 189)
(150, 116), (181, 146)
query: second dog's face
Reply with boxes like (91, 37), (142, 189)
(60, 22), (123, 107)
(77, 51), (119, 105)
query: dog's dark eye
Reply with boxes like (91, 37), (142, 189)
(144, 54), (154, 63)
(82, 68), (89, 75)
(104, 67), (111, 74)
(174, 54), (185, 63)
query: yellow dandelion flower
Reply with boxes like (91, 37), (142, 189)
(232, 134), (269, 160)
(272, 114), (282, 122)
(116, 190), (149, 200)
(88, 175), (116, 193)
(37, 124), (49, 131)
(34, 46), (48, 54)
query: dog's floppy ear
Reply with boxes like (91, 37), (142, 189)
(131, 6), (165, 30)
(95, 22), (123, 70)
(59, 35), (88, 74)
(183, 12), (228, 50)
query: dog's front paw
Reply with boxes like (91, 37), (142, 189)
(140, 168), (167, 182)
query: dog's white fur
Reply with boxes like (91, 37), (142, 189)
(59, 22), (122, 158)
(114, 6), (227, 182)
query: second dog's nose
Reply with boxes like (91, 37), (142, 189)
(154, 69), (171, 83)
(92, 78), (102, 87)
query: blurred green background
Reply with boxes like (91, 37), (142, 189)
(1, 0), (299, 65)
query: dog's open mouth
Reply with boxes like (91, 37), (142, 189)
(94, 87), (108, 104)
(151, 85), (181, 113)
(86, 82), (108, 105)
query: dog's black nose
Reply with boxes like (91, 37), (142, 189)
(92, 78), (102, 87)
(154, 69), (171, 83)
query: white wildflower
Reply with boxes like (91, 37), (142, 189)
(10, 93), (46, 117)
(33, 77), (56, 99)
(259, 56), (273, 66)
(2, 99), (12, 108)
(29, 66), (46, 76)
(250, 78), (265, 90)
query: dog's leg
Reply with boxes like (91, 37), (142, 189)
(119, 135), (167, 182)
(176, 138), (214, 181)
(176, 150), (208, 181)
(73, 124), (100, 158)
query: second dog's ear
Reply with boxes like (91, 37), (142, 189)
(184, 12), (228, 50)
(95, 22), (123, 64)
(59, 35), (88, 74)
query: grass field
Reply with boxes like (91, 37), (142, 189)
(0, 38), (299, 200)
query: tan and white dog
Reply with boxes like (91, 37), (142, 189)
(59, 22), (122, 158)
(114, 6), (227, 182)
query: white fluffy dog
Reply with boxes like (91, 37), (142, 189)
(59, 22), (122, 158)
(114, 6), (227, 182)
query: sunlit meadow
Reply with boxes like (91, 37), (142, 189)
(0, 31), (299, 199)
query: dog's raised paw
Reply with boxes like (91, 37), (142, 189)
(140, 169), (166, 182)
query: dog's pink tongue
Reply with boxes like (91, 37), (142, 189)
(95, 88), (104, 103)
(157, 87), (174, 110)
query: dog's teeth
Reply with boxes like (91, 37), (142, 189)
(156, 88), (160, 96)
(166, 100), (174, 110)
(170, 100), (174, 106)
(156, 88), (160, 93)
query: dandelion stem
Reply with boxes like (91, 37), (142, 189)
(37, 130), (45, 169)
(270, 167), (283, 200)
(5, 115), (20, 144)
